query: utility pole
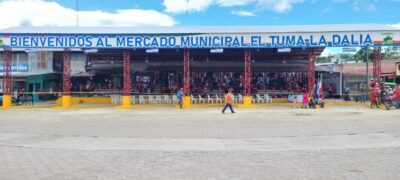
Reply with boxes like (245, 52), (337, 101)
(366, 46), (369, 84)
(76, 0), (80, 27)
(365, 46), (369, 102)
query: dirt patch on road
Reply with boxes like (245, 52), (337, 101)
(293, 113), (312, 116)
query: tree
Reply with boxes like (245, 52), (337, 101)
(354, 47), (373, 62)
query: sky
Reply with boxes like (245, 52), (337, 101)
(0, 0), (399, 29)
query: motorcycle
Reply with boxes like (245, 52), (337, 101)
(382, 92), (400, 110)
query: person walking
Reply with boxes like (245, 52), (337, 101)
(344, 86), (351, 101)
(222, 89), (235, 114)
(370, 88), (379, 109)
(176, 88), (184, 109)
(395, 86), (400, 108)
(302, 91), (309, 109)
(374, 82), (382, 105)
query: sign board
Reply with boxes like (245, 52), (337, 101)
(0, 64), (29, 72)
(397, 62), (400, 76)
(0, 31), (399, 49)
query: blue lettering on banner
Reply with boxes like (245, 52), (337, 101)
(181, 36), (190, 47)
(10, 37), (17, 46)
(364, 34), (372, 45)
(269, 36), (278, 47)
(134, 37), (141, 47)
(151, 37), (159, 47)
(212, 36), (220, 47)
(297, 36), (305, 47)
(225, 36), (232, 46)
(332, 34), (341, 46)
(39, 37), (46, 46)
(85, 36), (93, 46)
(105, 37), (112, 47)
(286, 36), (296, 46)
(143, 36), (151, 47)
(232, 37), (240, 47)
(160, 37), (168, 47)
(48, 36), (55, 47)
(69, 37), (77, 47)
(319, 35), (327, 46)
(0, 64), (28, 72)
(2, 33), (384, 48)
(116, 36), (125, 47)
(169, 37), (176, 47)
(342, 35), (349, 46)
(251, 36), (259, 47)
(96, 37), (104, 47)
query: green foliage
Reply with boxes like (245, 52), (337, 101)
(354, 47), (373, 62)
(383, 36), (394, 45)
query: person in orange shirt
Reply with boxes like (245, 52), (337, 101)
(222, 89), (235, 114)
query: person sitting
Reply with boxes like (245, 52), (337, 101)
(288, 94), (294, 103)
(291, 95), (298, 108)
(308, 97), (317, 109)
(317, 96), (325, 108)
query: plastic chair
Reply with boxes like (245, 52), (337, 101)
(264, 94), (272, 103)
(256, 94), (265, 104)
(207, 94), (213, 104)
(111, 95), (118, 105)
(198, 95), (205, 104)
(172, 95), (178, 104)
(155, 95), (162, 104)
(110, 95), (114, 104)
(148, 95), (156, 104)
(232, 94), (237, 104)
(163, 95), (171, 104)
(191, 95), (197, 104)
(117, 95), (122, 105)
(215, 94), (223, 104)
(238, 94), (244, 103)
(131, 95), (136, 104)
(139, 95), (145, 104)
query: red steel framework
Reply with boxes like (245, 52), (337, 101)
(373, 48), (382, 83)
(62, 50), (71, 95)
(2, 49), (12, 95)
(307, 48), (316, 94)
(123, 50), (131, 96)
(183, 50), (190, 96)
(244, 49), (252, 96)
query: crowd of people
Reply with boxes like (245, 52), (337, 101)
(67, 72), (309, 97)
(369, 80), (400, 109)
(288, 91), (325, 109)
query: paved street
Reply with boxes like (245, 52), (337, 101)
(0, 106), (399, 179)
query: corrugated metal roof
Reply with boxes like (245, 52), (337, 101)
(0, 24), (398, 35)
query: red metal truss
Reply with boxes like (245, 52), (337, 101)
(2, 49), (12, 95)
(63, 50), (71, 95)
(183, 50), (190, 96)
(123, 50), (131, 96)
(307, 48), (316, 94)
(244, 49), (252, 96)
(373, 48), (382, 83)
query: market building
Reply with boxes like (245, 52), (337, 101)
(1, 24), (400, 109)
